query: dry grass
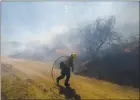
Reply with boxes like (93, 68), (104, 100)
(1, 56), (139, 99)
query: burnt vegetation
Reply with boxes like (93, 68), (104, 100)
(74, 16), (139, 88)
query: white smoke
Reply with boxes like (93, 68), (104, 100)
(1, 2), (139, 58)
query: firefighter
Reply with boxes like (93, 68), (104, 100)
(56, 53), (76, 87)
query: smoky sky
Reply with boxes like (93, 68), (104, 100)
(1, 1), (139, 56)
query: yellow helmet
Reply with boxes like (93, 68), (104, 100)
(71, 53), (76, 59)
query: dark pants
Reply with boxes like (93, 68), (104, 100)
(57, 68), (70, 84)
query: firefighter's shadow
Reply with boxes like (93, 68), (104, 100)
(58, 85), (81, 100)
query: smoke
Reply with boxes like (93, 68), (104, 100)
(1, 2), (139, 60)
(1, 24), (82, 62)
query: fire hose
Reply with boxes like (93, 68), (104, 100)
(50, 56), (69, 99)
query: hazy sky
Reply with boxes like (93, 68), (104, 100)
(1, 2), (139, 45)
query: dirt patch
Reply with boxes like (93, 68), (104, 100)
(1, 63), (13, 75)
(1, 92), (8, 100)
(25, 78), (34, 84)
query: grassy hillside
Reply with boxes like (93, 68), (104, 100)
(1, 57), (139, 99)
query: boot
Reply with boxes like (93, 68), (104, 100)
(65, 83), (70, 87)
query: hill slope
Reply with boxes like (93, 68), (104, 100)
(1, 57), (139, 99)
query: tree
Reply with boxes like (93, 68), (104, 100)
(79, 16), (121, 59)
